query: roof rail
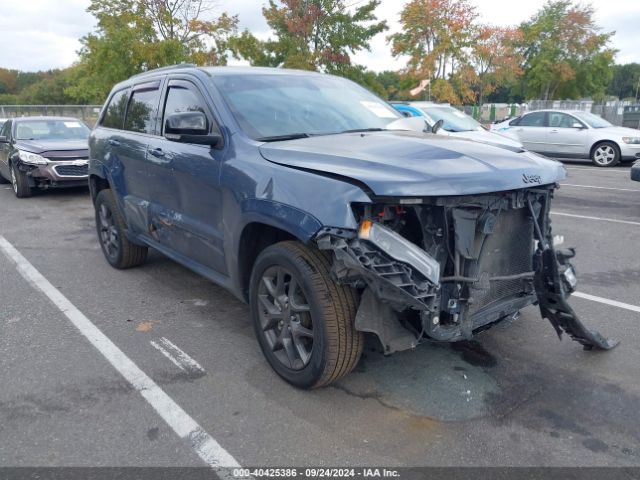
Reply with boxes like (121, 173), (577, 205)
(130, 63), (198, 79)
(389, 101), (410, 105)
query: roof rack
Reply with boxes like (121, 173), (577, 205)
(130, 63), (198, 79)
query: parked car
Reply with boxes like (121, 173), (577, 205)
(0, 116), (91, 197)
(89, 65), (616, 389)
(491, 110), (640, 167)
(390, 101), (523, 149)
(0, 119), (6, 130)
(631, 161), (640, 182)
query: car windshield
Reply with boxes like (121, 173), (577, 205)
(15, 119), (90, 140)
(417, 105), (481, 132)
(210, 73), (401, 140)
(571, 111), (612, 129)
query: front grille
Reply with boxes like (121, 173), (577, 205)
(54, 164), (89, 177)
(468, 207), (534, 316)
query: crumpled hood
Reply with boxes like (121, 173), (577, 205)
(16, 139), (88, 154)
(259, 130), (566, 197)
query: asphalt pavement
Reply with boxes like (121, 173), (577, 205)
(0, 159), (639, 469)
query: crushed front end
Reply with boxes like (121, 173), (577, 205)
(316, 185), (618, 354)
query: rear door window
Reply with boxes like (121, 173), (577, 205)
(125, 85), (162, 135)
(101, 89), (129, 130)
(518, 112), (546, 127)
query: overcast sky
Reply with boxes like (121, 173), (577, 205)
(0, 0), (638, 72)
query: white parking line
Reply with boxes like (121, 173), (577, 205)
(574, 292), (640, 314)
(560, 183), (640, 192)
(565, 166), (629, 173)
(0, 235), (239, 470)
(550, 211), (640, 226)
(151, 337), (206, 375)
(150, 340), (187, 371)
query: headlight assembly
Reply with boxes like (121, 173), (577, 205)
(17, 150), (48, 165)
(622, 137), (640, 145)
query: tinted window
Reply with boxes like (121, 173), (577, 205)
(519, 112), (546, 127)
(548, 112), (579, 128)
(102, 89), (129, 129)
(125, 88), (161, 134)
(163, 86), (209, 133)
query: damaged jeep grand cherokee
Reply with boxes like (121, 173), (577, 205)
(90, 66), (617, 389)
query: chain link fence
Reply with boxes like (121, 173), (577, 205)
(0, 105), (103, 127)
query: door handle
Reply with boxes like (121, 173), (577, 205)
(549, 129), (559, 133)
(148, 148), (165, 158)
(108, 139), (120, 146)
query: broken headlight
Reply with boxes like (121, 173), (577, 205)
(358, 219), (440, 284)
(18, 150), (48, 165)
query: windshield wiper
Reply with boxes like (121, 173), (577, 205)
(338, 128), (387, 134)
(257, 133), (312, 142)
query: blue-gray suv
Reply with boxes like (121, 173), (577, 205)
(89, 65), (616, 389)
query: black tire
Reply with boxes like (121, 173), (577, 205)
(249, 241), (363, 389)
(591, 141), (620, 167)
(94, 189), (148, 269)
(10, 162), (32, 198)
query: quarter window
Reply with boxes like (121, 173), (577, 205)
(125, 88), (161, 134)
(518, 112), (546, 127)
(101, 89), (129, 130)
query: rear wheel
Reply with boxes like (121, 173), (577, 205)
(591, 142), (620, 167)
(95, 189), (148, 269)
(249, 241), (363, 389)
(10, 163), (32, 198)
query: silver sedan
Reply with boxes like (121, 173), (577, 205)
(492, 110), (640, 167)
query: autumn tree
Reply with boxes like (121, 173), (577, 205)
(519, 0), (615, 100)
(390, 0), (477, 84)
(230, 0), (387, 74)
(67, 0), (238, 103)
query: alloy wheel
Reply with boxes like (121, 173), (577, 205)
(257, 265), (314, 370)
(98, 203), (120, 260)
(593, 145), (616, 166)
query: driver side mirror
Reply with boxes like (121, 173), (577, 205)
(164, 112), (220, 147)
(572, 122), (585, 129)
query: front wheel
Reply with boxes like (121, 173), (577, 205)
(591, 142), (620, 167)
(10, 163), (32, 198)
(249, 241), (363, 389)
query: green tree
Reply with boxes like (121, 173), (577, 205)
(231, 0), (387, 74)
(67, 0), (238, 103)
(607, 63), (640, 100)
(519, 0), (615, 100)
(390, 0), (477, 103)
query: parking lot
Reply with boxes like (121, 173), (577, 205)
(0, 160), (639, 468)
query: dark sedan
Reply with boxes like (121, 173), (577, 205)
(0, 116), (90, 198)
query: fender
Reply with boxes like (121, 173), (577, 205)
(239, 198), (323, 244)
